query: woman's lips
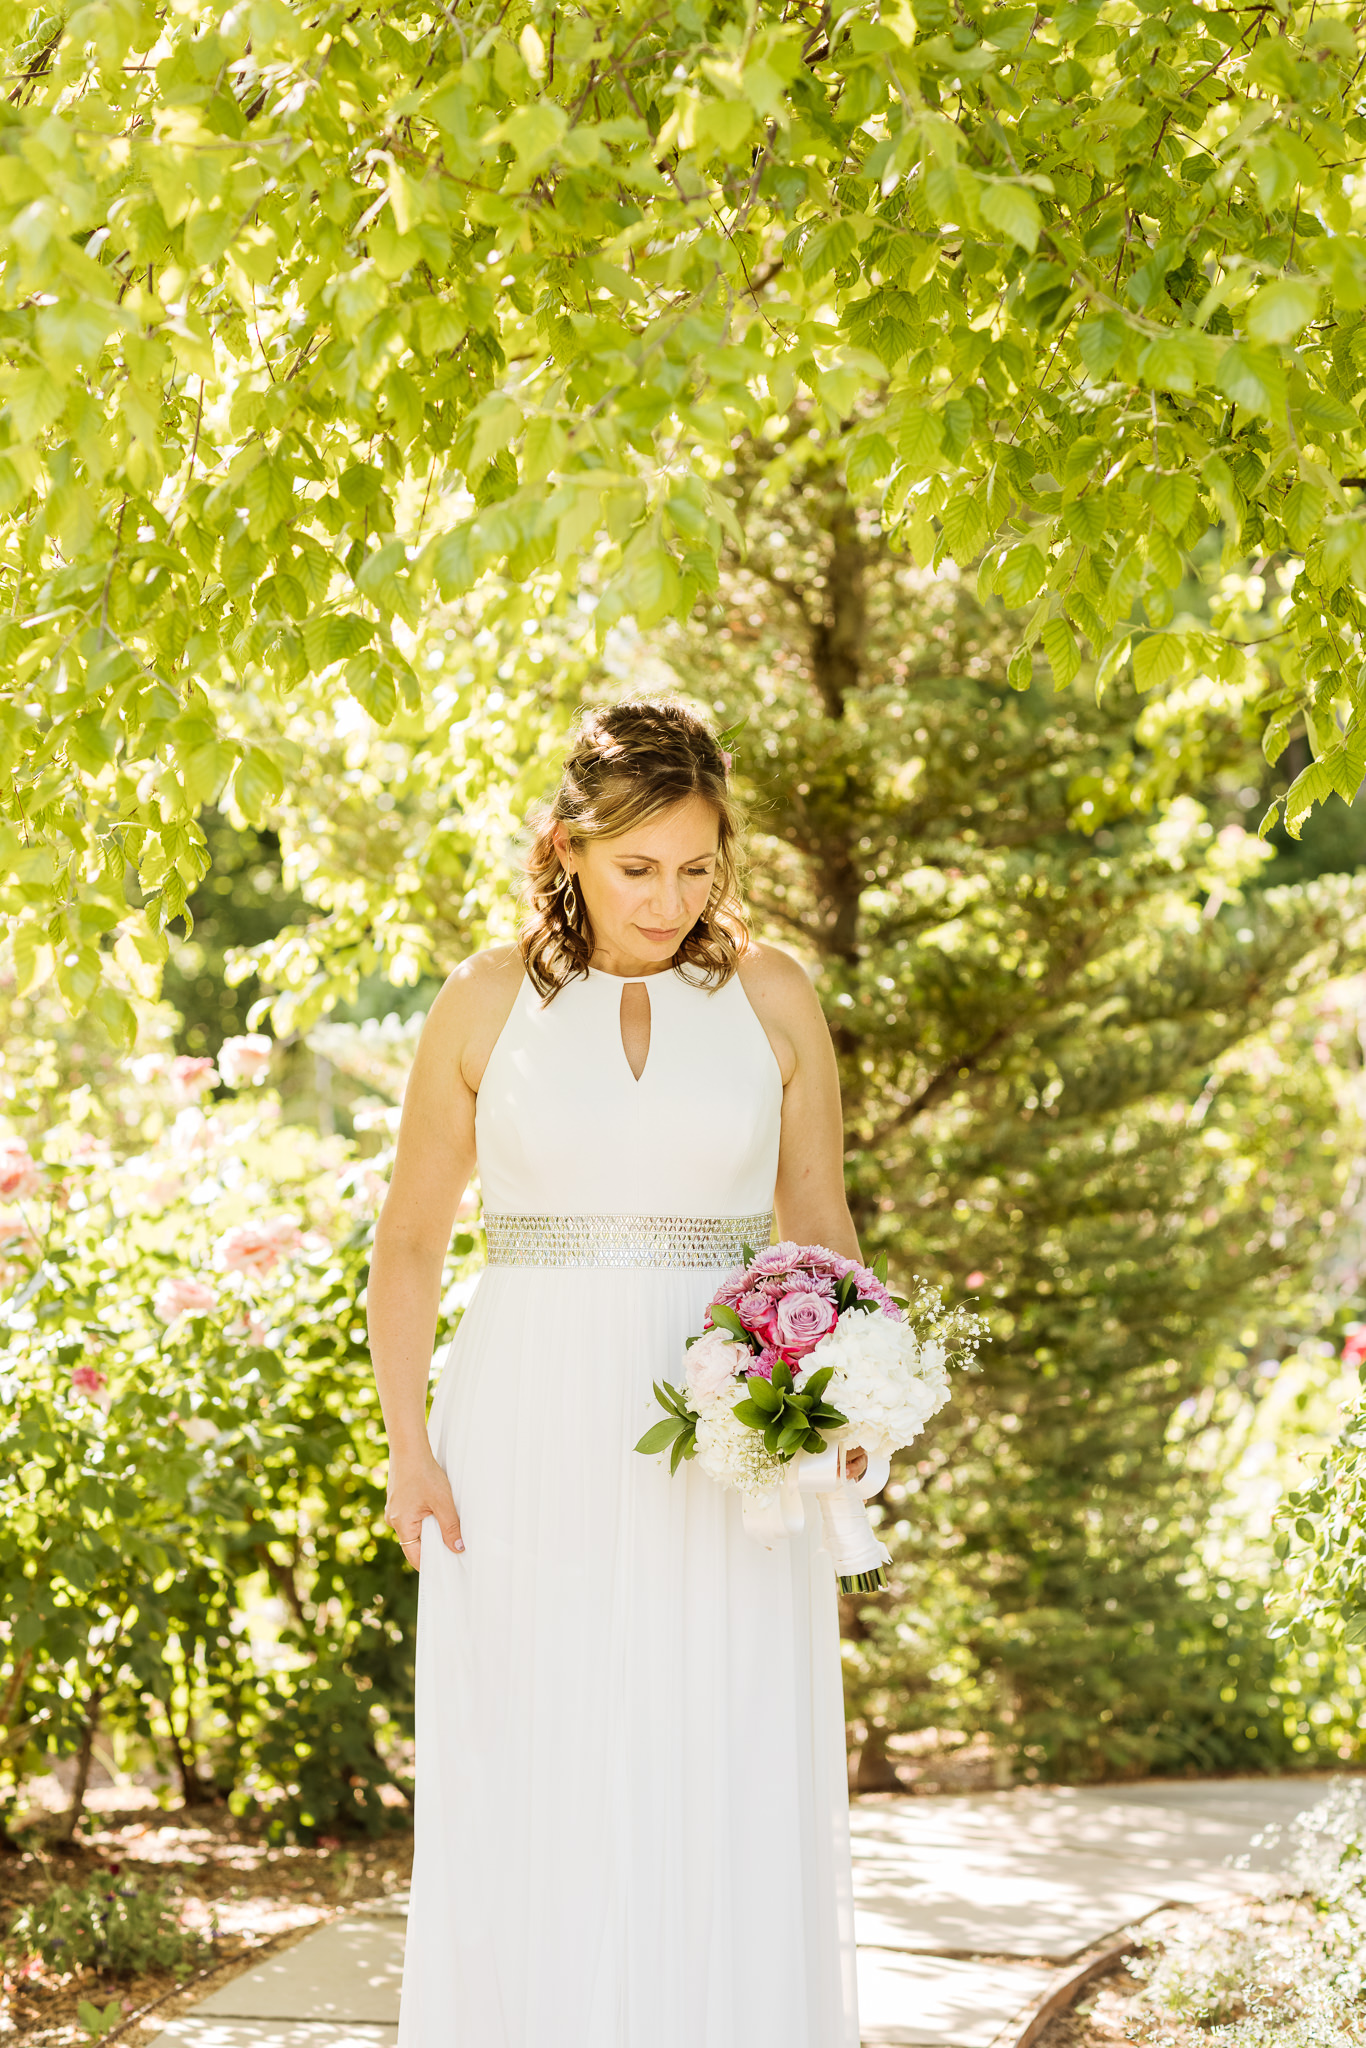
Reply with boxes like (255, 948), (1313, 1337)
(638, 926), (679, 942)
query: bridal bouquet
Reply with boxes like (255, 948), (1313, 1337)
(635, 1243), (985, 1593)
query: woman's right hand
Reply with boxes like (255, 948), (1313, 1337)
(386, 1451), (464, 1567)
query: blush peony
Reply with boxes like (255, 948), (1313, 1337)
(684, 1325), (744, 1405)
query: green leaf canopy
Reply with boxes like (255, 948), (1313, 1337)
(2, 0), (1366, 1020)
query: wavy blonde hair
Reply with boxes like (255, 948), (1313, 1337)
(520, 699), (750, 999)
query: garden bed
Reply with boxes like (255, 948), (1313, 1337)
(0, 1805), (412, 2047)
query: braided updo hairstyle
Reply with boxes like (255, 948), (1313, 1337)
(520, 699), (750, 998)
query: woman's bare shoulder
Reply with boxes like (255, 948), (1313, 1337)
(735, 939), (820, 1016)
(734, 941), (824, 1083)
(416, 944), (526, 1091)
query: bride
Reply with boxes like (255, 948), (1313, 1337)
(369, 698), (864, 2047)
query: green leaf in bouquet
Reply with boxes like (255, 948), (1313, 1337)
(731, 1399), (771, 1427)
(669, 1429), (696, 1474)
(803, 1430), (826, 1454)
(872, 1251), (889, 1283)
(741, 1242), (755, 1265)
(808, 1404), (849, 1430)
(773, 1360), (794, 1392)
(709, 1303), (756, 1346)
(890, 1294), (910, 1309)
(763, 1419), (785, 1455)
(836, 1274), (859, 1311)
(635, 1418), (685, 1454)
(777, 1420), (809, 1453)
(745, 1374), (782, 1413)
(802, 1365), (834, 1398)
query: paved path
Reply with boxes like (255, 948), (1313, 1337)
(148, 1777), (1330, 2048)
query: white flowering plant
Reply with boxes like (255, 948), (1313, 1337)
(637, 1244), (986, 1592)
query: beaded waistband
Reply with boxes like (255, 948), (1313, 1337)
(483, 1211), (774, 1269)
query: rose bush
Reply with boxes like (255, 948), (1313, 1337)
(0, 1040), (479, 1840)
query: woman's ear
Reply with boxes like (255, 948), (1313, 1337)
(550, 822), (572, 872)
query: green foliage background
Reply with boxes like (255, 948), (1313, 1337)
(4, 0), (1366, 1828)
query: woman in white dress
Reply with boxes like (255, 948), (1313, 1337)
(369, 699), (864, 2048)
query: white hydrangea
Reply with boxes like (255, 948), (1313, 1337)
(694, 1398), (786, 1497)
(803, 1310), (951, 1458)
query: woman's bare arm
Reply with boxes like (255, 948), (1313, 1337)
(740, 944), (861, 1259)
(740, 945), (867, 1479)
(367, 946), (522, 1564)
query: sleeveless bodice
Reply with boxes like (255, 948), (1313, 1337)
(474, 964), (783, 1217)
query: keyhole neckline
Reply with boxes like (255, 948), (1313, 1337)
(585, 962), (676, 985)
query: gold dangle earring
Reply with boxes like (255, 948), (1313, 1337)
(561, 869), (578, 924)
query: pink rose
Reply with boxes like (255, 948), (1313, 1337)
(217, 1034), (273, 1087)
(219, 1217), (300, 1277)
(154, 1275), (219, 1322)
(170, 1057), (217, 1103)
(773, 1289), (838, 1357)
(70, 1364), (107, 1397)
(0, 1140), (40, 1201)
(737, 1288), (779, 1335)
(684, 1325), (744, 1404)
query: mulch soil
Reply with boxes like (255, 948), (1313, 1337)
(0, 1804), (413, 2047)
(1035, 1964), (1145, 2046)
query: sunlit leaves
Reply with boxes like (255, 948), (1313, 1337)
(0, 0), (1364, 1026)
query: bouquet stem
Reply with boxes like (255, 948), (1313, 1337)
(838, 1566), (887, 1595)
(814, 1480), (890, 1593)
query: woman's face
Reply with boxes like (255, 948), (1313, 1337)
(556, 795), (721, 970)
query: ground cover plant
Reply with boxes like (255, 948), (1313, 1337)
(0, 1803), (413, 2048)
(1039, 1779), (1366, 2046)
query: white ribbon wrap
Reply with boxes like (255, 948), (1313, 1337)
(742, 1446), (892, 1576)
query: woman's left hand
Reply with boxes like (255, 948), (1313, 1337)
(844, 1444), (868, 1485)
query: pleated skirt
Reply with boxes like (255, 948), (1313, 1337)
(396, 1264), (860, 2048)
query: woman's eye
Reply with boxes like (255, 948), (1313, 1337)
(622, 867), (649, 877)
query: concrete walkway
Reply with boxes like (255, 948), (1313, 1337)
(148, 1777), (1328, 2048)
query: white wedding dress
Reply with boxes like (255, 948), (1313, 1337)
(398, 962), (860, 2048)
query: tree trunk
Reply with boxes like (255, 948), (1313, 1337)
(55, 1688), (102, 1847)
(854, 1720), (903, 1794)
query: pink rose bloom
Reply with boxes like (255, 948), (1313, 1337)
(219, 1216), (300, 1276)
(219, 1223), (282, 1277)
(684, 1325), (744, 1404)
(737, 1288), (779, 1332)
(773, 1289), (838, 1357)
(0, 1140), (40, 1201)
(70, 1364), (107, 1397)
(170, 1056), (217, 1103)
(154, 1274), (219, 1322)
(217, 1034), (273, 1087)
